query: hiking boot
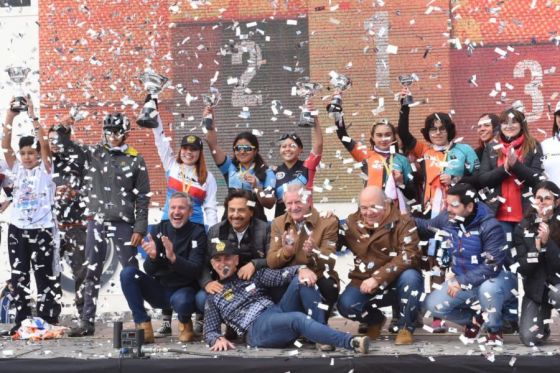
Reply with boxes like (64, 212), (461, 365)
(463, 314), (484, 339)
(154, 320), (172, 338)
(68, 320), (95, 337)
(136, 321), (154, 344)
(366, 316), (387, 340)
(395, 329), (413, 345)
(351, 335), (370, 354)
(178, 320), (194, 343)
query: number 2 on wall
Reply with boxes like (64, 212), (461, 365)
(231, 40), (263, 107)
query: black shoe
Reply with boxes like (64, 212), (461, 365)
(68, 321), (95, 337)
(0, 324), (19, 337)
(154, 320), (172, 338)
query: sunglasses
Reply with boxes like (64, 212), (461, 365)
(234, 144), (256, 152)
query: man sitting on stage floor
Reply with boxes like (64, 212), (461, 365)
(196, 189), (270, 335)
(418, 183), (517, 343)
(337, 186), (423, 346)
(203, 239), (369, 353)
(120, 192), (207, 343)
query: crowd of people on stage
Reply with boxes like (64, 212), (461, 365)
(1, 88), (560, 354)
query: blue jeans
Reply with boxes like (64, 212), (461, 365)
(120, 267), (197, 324)
(423, 270), (517, 332)
(337, 269), (423, 332)
(246, 277), (353, 349)
(197, 278), (333, 324)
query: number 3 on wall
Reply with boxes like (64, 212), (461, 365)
(231, 40), (263, 107)
(513, 59), (544, 123)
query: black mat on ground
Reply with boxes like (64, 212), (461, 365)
(1, 355), (558, 373)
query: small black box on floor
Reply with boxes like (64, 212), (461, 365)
(119, 328), (145, 358)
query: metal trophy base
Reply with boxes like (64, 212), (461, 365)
(11, 96), (28, 112)
(136, 102), (159, 128)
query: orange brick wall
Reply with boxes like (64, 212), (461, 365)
(39, 0), (560, 207)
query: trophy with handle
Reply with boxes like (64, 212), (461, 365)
(398, 73), (418, 106)
(5, 66), (31, 112)
(295, 77), (322, 127)
(201, 87), (221, 130)
(136, 69), (169, 128)
(326, 71), (351, 117)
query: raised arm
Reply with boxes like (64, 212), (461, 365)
(311, 106), (323, 156)
(334, 114), (367, 162)
(152, 114), (175, 171)
(28, 97), (51, 172)
(202, 107), (226, 166)
(2, 100), (17, 169)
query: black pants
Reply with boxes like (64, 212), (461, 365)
(59, 225), (87, 317)
(8, 224), (61, 326)
(519, 288), (560, 346)
(82, 220), (138, 323)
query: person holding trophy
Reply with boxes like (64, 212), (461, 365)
(330, 72), (417, 213)
(203, 98), (276, 222)
(2, 96), (61, 336)
(273, 78), (323, 217)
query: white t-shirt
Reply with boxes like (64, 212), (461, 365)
(9, 161), (56, 229)
(542, 136), (560, 187)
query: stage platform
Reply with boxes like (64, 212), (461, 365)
(1, 317), (559, 372)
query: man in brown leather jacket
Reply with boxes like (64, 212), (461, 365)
(337, 186), (423, 345)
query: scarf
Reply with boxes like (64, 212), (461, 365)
(496, 134), (525, 222)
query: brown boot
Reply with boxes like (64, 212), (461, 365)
(178, 320), (194, 343)
(395, 329), (413, 345)
(365, 316), (386, 340)
(136, 321), (154, 344)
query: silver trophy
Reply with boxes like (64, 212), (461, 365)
(398, 73), (418, 106)
(295, 77), (322, 127)
(326, 71), (351, 115)
(136, 69), (169, 128)
(69, 105), (89, 122)
(201, 87), (221, 130)
(5, 66), (31, 112)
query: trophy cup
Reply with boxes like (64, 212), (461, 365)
(136, 69), (169, 128)
(295, 77), (322, 127)
(69, 105), (89, 122)
(326, 71), (351, 116)
(5, 66), (31, 112)
(201, 87), (221, 130)
(398, 73), (418, 106)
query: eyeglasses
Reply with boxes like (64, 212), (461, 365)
(428, 126), (447, 134)
(234, 144), (256, 153)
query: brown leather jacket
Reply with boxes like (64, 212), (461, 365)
(343, 201), (421, 287)
(267, 207), (339, 281)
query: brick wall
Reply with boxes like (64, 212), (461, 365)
(39, 0), (560, 207)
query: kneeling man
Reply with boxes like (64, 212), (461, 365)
(120, 192), (207, 343)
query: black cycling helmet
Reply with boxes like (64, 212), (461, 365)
(103, 113), (130, 133)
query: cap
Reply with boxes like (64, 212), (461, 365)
(210, 239), (238, 258)
(180, 134), (203, 150)
(279, 132), (303, 148)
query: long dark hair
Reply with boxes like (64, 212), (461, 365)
(232, 131), (267, 183)
(498, 109), (538, 159)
